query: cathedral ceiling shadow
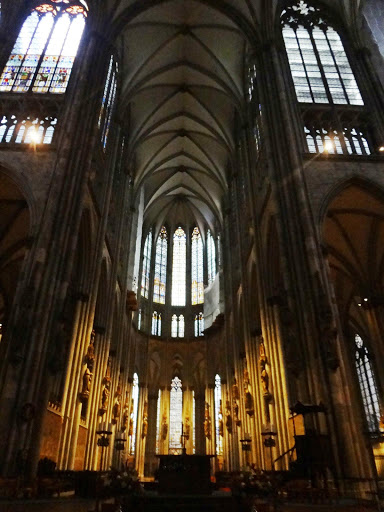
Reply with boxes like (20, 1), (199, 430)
(323, 183), (384, 332)
(0, 172), (30, 324)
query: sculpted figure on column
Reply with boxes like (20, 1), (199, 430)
(161, 414), (168, 440)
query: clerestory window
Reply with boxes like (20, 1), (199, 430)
(98, 55), (118, 150)
(191, 227), (204, 305)
(172, 227), (186, 306)
(207, 229), (216, 285)
(153, 226), (168, 304)
(281, 1), (363, 106)
(0, 1), (87, 94)
(141, 230), (152, 299)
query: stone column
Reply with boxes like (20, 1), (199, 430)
(144, 392), (158, 477)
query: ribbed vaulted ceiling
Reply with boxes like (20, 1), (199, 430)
(98, 0), (361, 230)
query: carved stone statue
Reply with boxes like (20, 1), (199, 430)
(233, 398), (241, 426)
(218, 400), (224, 436)
(245, 390), (254, 417)
(204, 402), (211, 439)
(128, 398), (134, 436)
(243, 366), (250, 391)
(232, 377), (240, 400)
(259, 341), (270, 397)
(100, 382), (110, 415)
(161, 413), (168, 440)
(112, 395), (121, 424)
(84, 330), (95, 371)
(122, 394), (129, 432)
(185, 416), (191, 440)
(142, 401), (148, 438)
(225, 393), (232, 433)
(81, 367), (92, 396)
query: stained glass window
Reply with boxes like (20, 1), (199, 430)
(194, 313), (204, 337)
(141, 230), (152, 299)
(0, 2), (87, 94)
(153, 226), (168, 304)
(156, 389), (161, 454)
(207, 230), (216, 285)
(99, 55), (118, 150)
(130, 372), (139, 455)
(214, 375), (223, 455)
(282, 2), (363, 106)
(172, 227), (186, 306)
(169, 376), (183, 453)
(355, 335), (381, 433)
(191, 227), (204, 305)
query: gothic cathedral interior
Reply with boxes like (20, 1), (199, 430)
(0, 0), (384, 500)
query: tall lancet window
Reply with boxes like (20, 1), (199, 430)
(194, 313), (204, 337)
(207, 229), (216, 285)
(98, 55), (118, 150)
(171, 314), (184, 338)
(281, 2), (363, 105)
(214, 374), (223, 455)
(141, 230), (152, 299)
(156, 389), (161, 454)
(130, 372), (139, 455)
(153, 226), (168, 304)
(169, 376), (183, 454)
(172, 227), (186, 306)
(0, 1), (87, 94)
(191, 227), (204, 305)
(355, 334), (381, 433)
(151, 311), (161, 336)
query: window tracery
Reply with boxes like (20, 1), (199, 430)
(355, 334), (381, 433)
(191, 227), (204, 305)
(304, 126), (371, 155)
(172, 227), (186, 306)
(0, 1), (87, 94)
(207, 229), (216, 285)
(141, 230), (152, 299)
(282, 2), (363, 106)
(153, 226), (168, 304)
(0, 115), (56, 144)
(194, 313), (204, 337)
(169, 376), (183, 454)
(151, 311), (161, 336)
(171, 314), (184, 338)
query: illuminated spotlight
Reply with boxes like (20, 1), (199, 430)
(364, 298), (368, 302)
(357, 303), (362, 307)
(324, 141), (333, 153)
(379, 146), (384, 152)
(29, 129), (41, 144)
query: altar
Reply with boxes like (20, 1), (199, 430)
(156, 454), (214, 494)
